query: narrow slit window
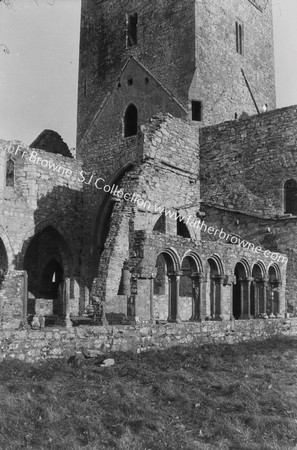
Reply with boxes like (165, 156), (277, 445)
(236, 21), (244, 55)
(284, 179), (297, 214)
(127, 13), (138, 47)
(6, 159), (14, 187)
(192, 101), (202, 122)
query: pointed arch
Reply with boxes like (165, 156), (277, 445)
(19, 219), (76, 272)
(153, 212), (166, 234)
(177, 218), (191, 238)
(93, 164), (135, 279)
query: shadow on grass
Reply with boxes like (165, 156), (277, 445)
(0, 336), (297, 449)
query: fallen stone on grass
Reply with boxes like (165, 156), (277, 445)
(100, 358), (115, 367)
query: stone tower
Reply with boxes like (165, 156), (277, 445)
(77, 0), (275, 147)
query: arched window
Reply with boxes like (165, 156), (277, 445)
(153, 212), (166, 234)
(124, 104), (138, 137)
(284, 179), (297, 214)
(6, 159), (14, 187)
(177, 218), (191, 238)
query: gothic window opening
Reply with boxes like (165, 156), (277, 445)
(6, 159), (14, 187)
(236, 21), (244, 55)
(124, 104), (138, 137)
(127, 13), (138, 47)
(284, 179), (297, 214)
(192, 101), (202, 122)
(177, 219), (191, 238)
(153, 212), (166, 234)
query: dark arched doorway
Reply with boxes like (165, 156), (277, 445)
(154, 250), (180, 322)
(180, 253), (203, 321)
(233, 262), (252, 320)
(233, 262), (246, 319)
(206, 257), (222, 319)
(179, 257), (193, 321)
(268, 265), (281, 316)
(41, 259), (64, 315)
(251, 263), (266, 318)
(124, 104), (138, 137)
(23, 226), (71, 323)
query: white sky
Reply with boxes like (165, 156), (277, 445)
(0, 0), (296, 149)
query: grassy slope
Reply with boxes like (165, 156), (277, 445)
(0, 337), (297, 450)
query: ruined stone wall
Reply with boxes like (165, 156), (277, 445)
(192, 0), (275, 125)
(90, 115), (200, 312)
(200, 106), (297, 217)
(77, 0), (195, 143)
(0, 318), (296, 363)
(0, 270), (27, 330)
(0, 141), (84, 327)
(0, 141), (83, 265)
(77, 57), (189, 285)
(135, 115), (199, 234)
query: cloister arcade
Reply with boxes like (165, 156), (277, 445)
(153, 249), (283, 322)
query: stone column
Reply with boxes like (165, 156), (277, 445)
(199, 274), (207, 321)
(65, 277), (72, 328)
(224, 274), (235, 320)
(150, 275), (155, 323)
(175, 272), (182, 323)
(254, 280), (260, 318)
(271, 281), (280, 315)
(214, 275), (224, 320)
(262, 277), (268, 314)
(275, 282), (280, 315)
(23, 270), (28, 323)
(167, 274), (173, 322)
(210, 277), (216, 319)
(101, 300), (108, 326)
(239, 279), (244, 319)
(246, 277), (253, 319)
(190, 273), (200, 321)
(122, 262), (131, 296)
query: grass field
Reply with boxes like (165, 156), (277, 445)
(0, 337), (297, 449)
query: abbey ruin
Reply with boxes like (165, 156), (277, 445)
(1, 0), (297, 360)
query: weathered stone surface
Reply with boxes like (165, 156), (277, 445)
(0, 318), (296, 363)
